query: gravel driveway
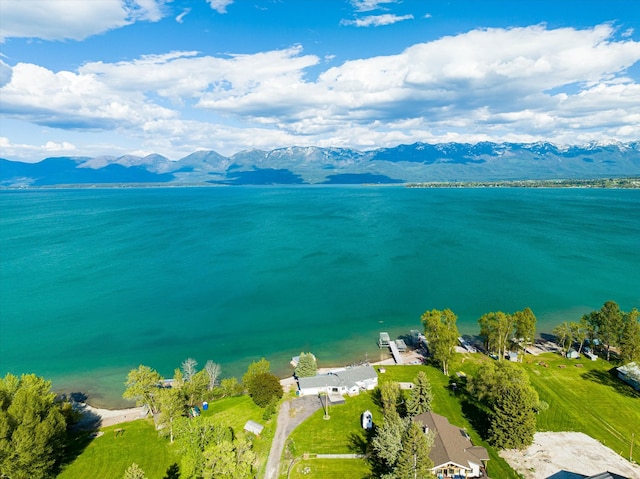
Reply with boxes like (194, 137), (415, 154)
(264, 395), (323, 479)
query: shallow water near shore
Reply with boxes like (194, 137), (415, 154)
(1, 186), (639, 408)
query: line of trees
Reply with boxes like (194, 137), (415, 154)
(552, 301), (640, 362)
(581, 301), (639, 362)
(369, 372), (436, 479)
(478, 307), (537, 360)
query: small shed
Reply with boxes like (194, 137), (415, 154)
(244, 420), (264, 437)
(566, 349), (580, 359)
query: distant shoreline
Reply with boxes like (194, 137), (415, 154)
(1, 176), (639, 190)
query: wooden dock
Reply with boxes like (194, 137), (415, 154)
(388, 340), (404, 364)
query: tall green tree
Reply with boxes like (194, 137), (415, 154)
(242, 358), (271, 392)
(584, 300), (625, 361)
(394, 422), (435, 479)
(406, 371), (433, 417)
(552, 322), (573, 355)
(247, 373), (283, 408)
(0, 373), (68, 479)
(370, 411), (410, 477)
(183, 369), (209, 407)
(202, 435), (255, 479)
(294, 352), (317, 378)
(123, 365), (162, 414)
(488, 383), (538, 449)
(468, 361), (538, 450)
(379, 381), (402, 418)
(620, 308), (640, 363)
(478, 311), (514, 359)
(569, 318), (589, 354)
(421, 308), (459, 375)
(513, 307), (537, 354)
(174, 416), (254, 479)
(174, 417), (233, 478)
(157, 387), (184, 444)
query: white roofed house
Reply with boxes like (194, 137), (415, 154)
(296, 365), (378, 398)
(413, 411), (489, 479)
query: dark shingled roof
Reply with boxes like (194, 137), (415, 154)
(585, 472), (630, 479)
(413, 411), (489, 470)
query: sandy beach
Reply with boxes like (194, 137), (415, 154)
(75, 402), (147, 428)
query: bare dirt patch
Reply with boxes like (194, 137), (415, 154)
(500, 432), (640, 479)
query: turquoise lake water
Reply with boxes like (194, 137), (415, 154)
(1, 187), (639, 407)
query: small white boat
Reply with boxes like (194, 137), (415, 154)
(362, 410), (373, 429)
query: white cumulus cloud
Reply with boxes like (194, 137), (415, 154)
(350, 0), (399, 12)
(341, 14), (414, 27)
(0, 0), (168, 42)
(206, 0), (234, 14)
(1, 23), (639, 158)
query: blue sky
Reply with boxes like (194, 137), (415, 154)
(1, 0), (639, 162)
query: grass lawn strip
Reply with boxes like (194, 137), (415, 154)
(288, 457), (370, 479)
(57, 419), (180, 479)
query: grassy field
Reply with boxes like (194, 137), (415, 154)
(57, 419), (180, 479)
(202, 395), (278, 476)
(58, 395), (278, 479)
(288, 457), (371, 479)
(520, 352), (640, 463)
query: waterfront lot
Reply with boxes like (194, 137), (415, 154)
(58, 350), (640, 479)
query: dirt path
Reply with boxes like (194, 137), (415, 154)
(264, 395), (323, 479)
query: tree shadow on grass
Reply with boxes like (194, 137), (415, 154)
(163, 463), (180, 479)
(57, 392), (104, 475)
(349, 426), (388, 479)
(581, 368), (640, 399)
(460, 399), (492, 441)
(348, 427), (373, 455)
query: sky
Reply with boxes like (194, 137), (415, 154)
(0, 0), (639, 162)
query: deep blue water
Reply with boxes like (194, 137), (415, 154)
(1, 186), (638, 407)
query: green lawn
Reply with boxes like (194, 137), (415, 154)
(57, 419), (179, 479)
(58, 395), (278, 479)
(520, 353), (640, 463)
(286, 393), (379, 456)
(201, 395), (278, 476)
(289, 458), (371, 479)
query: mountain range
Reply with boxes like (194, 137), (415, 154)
(2, 141), (639, 186)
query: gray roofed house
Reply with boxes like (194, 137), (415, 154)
(297, 365), (378, 397)
(584, 472), (630, 479)
(413, 411), (489, 478)
(616, 362), (640, 391)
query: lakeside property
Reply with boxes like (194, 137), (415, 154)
(50, 330), (640, 479)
